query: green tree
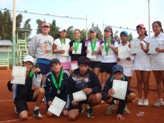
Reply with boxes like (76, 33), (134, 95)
(90, 23), (102, 39)
(80, 29), (87, 41)
(2, 10), (12, 40)
(0, 11), (3, 39)
(23, 19), (31, 38)
(128, 33), (133, 41)
(66, 26), (74, 40)
(36, 19), (43, 34)
(49, 20), (59, 39)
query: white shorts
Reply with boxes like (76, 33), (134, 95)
(123, 67), (132, 77)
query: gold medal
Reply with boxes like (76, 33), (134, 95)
(57, 90), (60, 94)
(92, 52), (94, 56)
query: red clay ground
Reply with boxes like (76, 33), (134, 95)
(0, 69), (164, 123)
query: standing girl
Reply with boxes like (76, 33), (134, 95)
(100, 26), (118, 88)
(69, 29), (86, 73)
(132, 24), (151, 106)
(85, 27), (103, 76)
(150, 21), (164, 107)
(53, 28), (71, 71)
(117, 31), (133, 83)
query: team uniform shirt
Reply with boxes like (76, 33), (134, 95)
(85, 39), (103, 62)
(102, 75), (130, 114)
(44, 70), (69, 103)
(117, 42), (133, 77)
(150, 32), (164, 70)
(29, 33), (54, 60)
(132, 36), (151, 71)
(54, 38), (71, 62)
(101, 40), (119, 63)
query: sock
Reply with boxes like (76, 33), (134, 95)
(34, 106), (39, 111)
(87, 104), (91, 109)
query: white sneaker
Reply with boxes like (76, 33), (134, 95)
(143, 99), (149, 106)
(138, 99), (143, 106)
(154, 99), (164, 107)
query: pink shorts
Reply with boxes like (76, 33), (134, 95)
(61, 62), (71, 70)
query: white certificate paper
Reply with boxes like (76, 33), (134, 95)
(48, 96), (66, 117)
(71, 62), (78, 70)
(11, 66), (26, 85)
(61, 44), (70, 56)
(148, 39), (158, 54)
(72, 43), (82, 54)
(130, 39), (141, 54)
(118, 46), (130, 59)
(73, 90), (87, 102)
(86, 46), (96, 60)
(112, 80), (128, 100)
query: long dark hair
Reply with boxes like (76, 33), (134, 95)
(152, 21), (163, 32)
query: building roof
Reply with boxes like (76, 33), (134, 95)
(0, 40), (13, 46)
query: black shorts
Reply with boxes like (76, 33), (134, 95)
(36, 63), (51, 75)
(90, 61), (101, 69)
(14, 90), (36, 114)
(100, 62), (117, 74)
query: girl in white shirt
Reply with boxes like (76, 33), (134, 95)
(85, 27), (103, 76)
(150, 21), (164, 107)
(132, 24), (151, 106)
(53, 28), (71, 70)
(100, 26), (118, 88)
(117, 31), (133, 83)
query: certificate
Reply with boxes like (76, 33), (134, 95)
(32, 74), (42, 87)
(112, 80), (128, 100)
(86, 46), (96, 60)
(101, 47), (111, 56)
(48, 96), (66, 117)
(71, 62), (78, 70)
(72, 43), (82, 54)
(148, 39), (158, 54)
(11, 66), (26, 85)
(130, 39), (141, 54)
(118, 46), (130, 59)
(73, 90), (87, 102)
(61, 44), (70, 57)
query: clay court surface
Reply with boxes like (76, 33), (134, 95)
(0, 69), (164, 123)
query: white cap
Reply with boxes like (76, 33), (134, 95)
(59, 27), (66, 32)
(23, 55), (35, 65)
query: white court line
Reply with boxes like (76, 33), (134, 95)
(0, 99), (13, 103)
(0, 115), (47, 123)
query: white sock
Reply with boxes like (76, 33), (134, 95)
(34, 106), (39, 111)
(87, 104), (91, 109)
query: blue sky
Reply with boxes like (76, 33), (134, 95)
(0, 0), (164, 38)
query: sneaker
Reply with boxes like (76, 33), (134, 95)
(154, 99), (164, 107)
(106, 104), (115, 114)
(86, 107), (94, 118)
(143, 99), (149, 106)
(138, 99), (143, 106)
(33, 109), (42, 119)
(79, 107), (83, 114)
(15, 107), (18, 114)
(123, 106), (130, 115)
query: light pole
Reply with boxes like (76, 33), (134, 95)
(12, 0), (16, 66)
(148, 0), (151, 37)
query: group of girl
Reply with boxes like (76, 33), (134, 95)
(52, 21), (164, 107)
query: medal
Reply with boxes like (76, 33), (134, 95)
(92, 52), (94, 56)
(51, 70), (64, 95)
(104, 38), (112, 56)
(106, 52), (108, 55)
(75, 50), (77, 54)
(90, 39), (97, 56)
(57, 90), (60, 94)
(74, 39), (80, 55)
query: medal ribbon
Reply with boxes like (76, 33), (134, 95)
(90, 38), (97, 53)
(74, 39), (80, 51)
(29, 70), (34, 78)
(60, 38), (65, 45)
(51, 70), (64, 90)
(104, 38), (112, 53)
